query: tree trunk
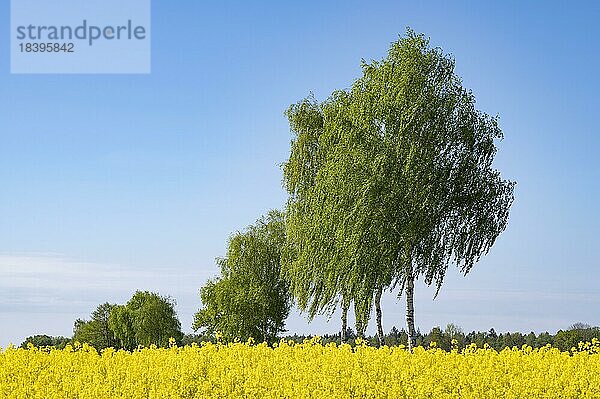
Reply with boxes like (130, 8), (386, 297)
(340, 302), (348, 343)
(354, 301), (366, 339)
(356, 320), (365, 339)
(405, 257), (416, 350)
(375, 287), (384, 346)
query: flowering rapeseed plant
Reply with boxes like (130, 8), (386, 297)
(1, 338), (599, 398)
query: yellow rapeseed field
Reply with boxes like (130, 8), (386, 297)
(1, 338), (600, 399)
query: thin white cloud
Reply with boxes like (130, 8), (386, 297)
(0, 253), (213, 348)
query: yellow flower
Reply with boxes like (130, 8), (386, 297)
(1, 339), (599, 398)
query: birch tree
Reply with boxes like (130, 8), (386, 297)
(281, 96), (383, 341)
(194, 210), (291, 343)
(283, 29), (515, 349)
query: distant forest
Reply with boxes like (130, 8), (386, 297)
(22, 323), (600, 354)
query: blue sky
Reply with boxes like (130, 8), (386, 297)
(1, 1), (599, 347)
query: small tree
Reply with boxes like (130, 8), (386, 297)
(193, 210), (291, 343)
(109, 291), (183, 349)
(569, 322), (592, 330)
(20, 335), (69, 349)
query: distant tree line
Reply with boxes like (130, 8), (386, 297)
(273, 323), (600, 353)
(31, 322), (599, 353)
(241, 323), (600, 353)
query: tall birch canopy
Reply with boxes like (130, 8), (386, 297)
(282, 29), (515, 348)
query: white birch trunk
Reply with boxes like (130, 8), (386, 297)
(340, 303), (348, 343)
(406, 262), (416, 350)
(375, 287), (384, 346)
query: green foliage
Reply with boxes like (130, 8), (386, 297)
(554, 327), (600, 351)
(20, 335), (69, 349)
(193, 210), (292, 343)
(72, 302), (118, 350)
(107, 304), (136, 350)
(279, 324), (600, 352)
(108, 291), (183, 349)
(282, 29), (515, 339)
(424, 326), (449, 349)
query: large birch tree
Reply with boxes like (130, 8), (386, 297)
(282, 29), (515, 349)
